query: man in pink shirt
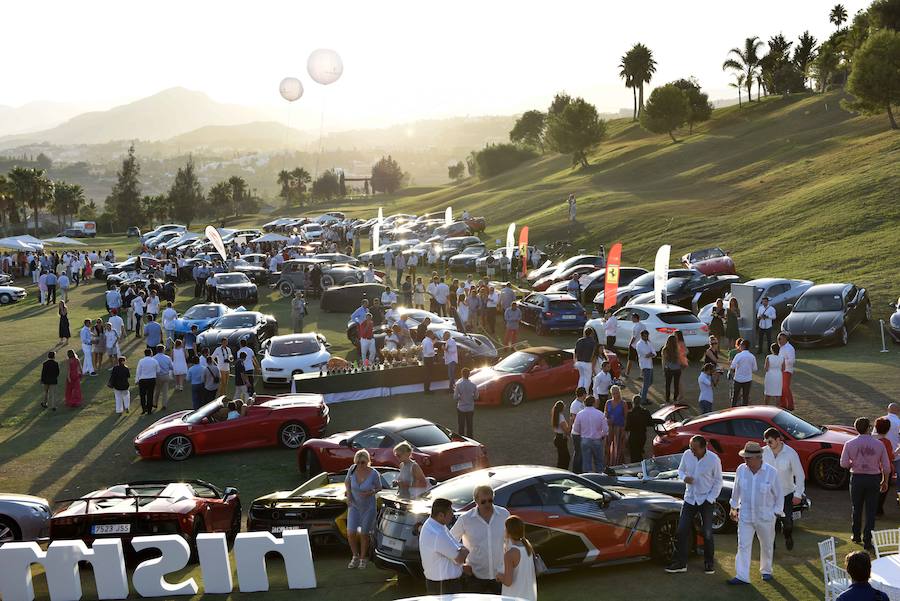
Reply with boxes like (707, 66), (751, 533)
(572, 396), (609, 472)
(840, 417), (891, 553)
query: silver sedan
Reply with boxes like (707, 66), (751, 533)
(0, 493), (52, 542)
(698, 277), (814, 323)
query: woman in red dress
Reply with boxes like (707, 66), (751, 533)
(65, 349), (83, 408)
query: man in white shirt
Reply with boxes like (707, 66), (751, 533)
(422, 331), (437, 394)
(729, 339), (757, 406)
(485, 286), (499, 335)
(420, 498), (468, 594)
(108, 309), (126, 340)
(571, 396), (609, 472)
(592, 360), (613, 400)
(383, 249), (393, 283)
(777, 332), (796, 411)
(756, 296), (777, 355)
(442, 331), (458, 393)
(381, 288), (398, 307)
(146, 290), (161, 319)
(435, 278), (451, 317)
(635, 330), (656, 405)
(885, 404), (900, 501)
(450, 485), (509, 594)
(351, 300), (369, 325)
(762, 428), (805, 551)
(666, 435), (723, 575)
(211, 339), (234, 395)
(79, 319), (96, 376)
(568, 387), (588, 473)
(363, 263), (376, 284)
(161, 302), (178, 349)
(626, 313), (648, 378)
(603, 309), (618, 349)
(728, 441), (783, 585)
(136, 348), (161, 415)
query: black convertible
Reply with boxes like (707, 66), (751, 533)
(626, 273), (740, 311)
(320, 283), (389, 313)
(586, 453), (811, 534)
(195, 311), (278, 353)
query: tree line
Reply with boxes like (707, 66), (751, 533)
(0, 167), (89, 235)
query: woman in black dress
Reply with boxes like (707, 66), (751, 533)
(725, 297), (741, 347)
(709, 298), (726, 341)
(58, 300), (70, 345)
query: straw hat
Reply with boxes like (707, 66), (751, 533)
(738, 441), (763, 457)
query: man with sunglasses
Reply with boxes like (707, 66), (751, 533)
(451, 485), (510, 593)
(762, 428), (805, 551)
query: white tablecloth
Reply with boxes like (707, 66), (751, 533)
(871, 555), (900, 601)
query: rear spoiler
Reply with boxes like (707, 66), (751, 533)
(54, 494), (174, 516)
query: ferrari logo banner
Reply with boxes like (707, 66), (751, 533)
(603, 242), (622, 310)
(518, 226), (529, 275)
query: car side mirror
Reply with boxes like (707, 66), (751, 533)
(200, 417), (210, 425)
(223, 486), (239, 500)
(785, 303), (793, 309)
(597, 495), (611, 509)
(339, 438), (351, 447)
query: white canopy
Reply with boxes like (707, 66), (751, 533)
(42, 236), (87, 246)
(251, 232), (290, 243)
(0, 236), (41, 251)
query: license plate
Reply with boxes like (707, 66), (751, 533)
(562, 315), (577, 320)
(92, 524), (130, 535)
(381, 536), (404, 551)
(451, 461), (474, 472)
(271, 526), (301, 533)
(792, 511), (802, 520)
(685, 330), (697, 335)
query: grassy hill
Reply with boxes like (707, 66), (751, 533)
(321, 90), (898, 304)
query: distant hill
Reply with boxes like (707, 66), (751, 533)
(0, 88), (273, 148)
(318, 116), (516, 152)
(0, 100), (104, 136)
(164, 121), (313, 151)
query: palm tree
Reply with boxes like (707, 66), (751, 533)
(729, 74), (746, 108)
(618, 54), (637, 121)
(227, 175), (246, 217)
(793, 31), (818, 89)
(0, 174), (14, 235)
(626, 43), (657, 117)
(290, 167), (311, 208)
(277, 169), (292, 206)
(207, 182), (232, 221)
(723, 36), (765, 103)
(830, 4), (848, 28)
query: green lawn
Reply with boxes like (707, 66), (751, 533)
(1, 230), (898, 600)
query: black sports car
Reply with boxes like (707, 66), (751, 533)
(446, 244), (488, 271)
(195, 311), (278, 353)
(229, 259), (271, 284)
(546, 267), (648, 306)
(587, 454), (810, 534)
(210, 272), (258, 305)
(780, 283), (871, 347)
(374, 465), (684, 577)
(889, 297), (900, 343)
(248, 468), (410, 546)
(626, 273), (740, 311)
(434, 236), (482, 264)
(592, 269), (697, 310)
(320, 283), (389, 313)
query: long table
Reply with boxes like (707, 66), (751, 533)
(291, 363), (450, 403)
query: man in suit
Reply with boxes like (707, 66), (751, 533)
(40, 351), (60, 411)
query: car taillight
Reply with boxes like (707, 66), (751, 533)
(544, 311), (553, 317)
(656, 327), (677, 334)
(700, 325), (709, 332)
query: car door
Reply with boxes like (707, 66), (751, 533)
(524, 355), (558, 398)
(612, 307), (634, 350)
(190, 417), (245, 453)
(697, 420), (735, 460)
(520, 294), (541, 327)
(538, 475), (632, 567)
(544, 351), (578, 396)
(765, 283), (792, 318)
(704, 418), (772, 469)
(844, 286), (862, 329)
(350, 429), (391, 466)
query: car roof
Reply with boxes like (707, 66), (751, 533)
(622, 303), (696, 314)
(804, 283), (850, 294)
(269, 333), (317, 342)
(216, 272), (248, 277)
(519, 346), (571, 356)
(370, 417), (436, 432)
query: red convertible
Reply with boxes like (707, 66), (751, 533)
(51, 479), (241, 551)
(134, 394), (329, 461)
(680, 247), (736, 276)
(298, 418), (489, 481)
(468, 346), (621, 407)
(652, 405), (856, 489)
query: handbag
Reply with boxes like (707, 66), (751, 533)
(206, 365), (220, 384)
(533, 552), (549, 576)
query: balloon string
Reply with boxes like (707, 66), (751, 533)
(314, 91), (326, 182)
(282, 102), (292, 172)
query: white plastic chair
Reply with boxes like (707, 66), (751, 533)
(823, 559), (851, 601)
(818, 537), (836, 575)
(873, 528), (900, 559)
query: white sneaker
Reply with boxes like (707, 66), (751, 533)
(348, 557), (360, 569)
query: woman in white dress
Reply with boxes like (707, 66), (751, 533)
(413, 277), (426, 310)
(392, 442), (428, 498)
(763, 342), (784, 406)
(171, 339), (188, 392)
(496, 516), (537, 601)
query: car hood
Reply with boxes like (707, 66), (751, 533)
(603, 485), (684, 510)
(783, 310), (843, 334)
(809, 425), (858, 444)
(468, 366), (504, 387)
(262, 350), (330, 368)
(253, 484), (347, 506)
(307, 430), (363, 447)
(0, 493), (50, 506)
(172, 316), (218, 333)
(135, 411), (192, 440)
(216, 283), (256, 290)
(200, 327), (255, 340)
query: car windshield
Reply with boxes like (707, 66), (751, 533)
(304, 224), (323, 231)
(270, 337), (320, 357)
(690, 248), (725, 261)
(793, 293), (843, 312)
(232, 259), (253, 267)
(184, 399), (225, 424)
(216, 314), (256, 328)
(657, 311), (701, 324)
(183, 305), (221, 319)
(216, 274), (250, 285)
(665, 277), (690, 292)
(641, 455), (682, 478)
(630, 271), (656, 287)
(493, 351), (538, 373)
(399, 424), (452, 448)
(460, 247), (483, 255)
(772, 410), (824, 440)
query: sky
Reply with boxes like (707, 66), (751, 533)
(2, 0), (870, 131)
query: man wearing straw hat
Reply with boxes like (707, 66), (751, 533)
(728, 441), (783, 585)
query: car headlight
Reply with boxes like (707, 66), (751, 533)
(823, 325), (838, 336)
(311, 361), (328, 369)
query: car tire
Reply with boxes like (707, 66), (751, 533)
(651, 513), (679, 564)
(163, 434), (194, 461)
(811, 454), (849, 490)
(502, 383), (526, 407)
(279, 421), (309, 449)
(301, 450), (323, 478)
(321, 274), (335, 289)
(278, 281), (295, 298)
(839, 326), (849, 346)
(863, 302), (872, 323)
(0, 516), (21, 543)
(0, 294), (11, 305)
(711, 501), (733, 533)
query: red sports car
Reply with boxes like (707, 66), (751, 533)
(652, 405), (856, 489)
(134, 394), (329, 461)
(680, 247), (736, 276)
(298, 418), (489, 482)
(50, 479), (241, 550)
(468, 346), (621, 407)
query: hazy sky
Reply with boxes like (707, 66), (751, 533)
(4, 0), (868, 130)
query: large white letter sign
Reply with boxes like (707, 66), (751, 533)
(0, 539), (128, 601)
(131, 535), (197, 597)
(196, 533), (233, 594)
(234, 530), (316, 592)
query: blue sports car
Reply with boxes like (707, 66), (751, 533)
(172, 303), (234, 335)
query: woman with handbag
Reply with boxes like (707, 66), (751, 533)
(64, 349), (83, 408)
(551, 401), (570, 469)
(91, 318), (105, 371)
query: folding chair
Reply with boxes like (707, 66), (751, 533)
(823, 559), (851, 601)
(873, 528), (900, 559)
(818, 536), (836, 576)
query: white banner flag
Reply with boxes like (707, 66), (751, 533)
(445, 206), (452, 226)
(653, 244), (671, 305)
(505, 223), (516, 262)
(377, 207), (383, 223)
(205, 226), (228, 262)
(372, 222), (380, 251)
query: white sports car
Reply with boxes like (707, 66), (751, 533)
(261, 333), (332, 385)
(0, 285), (27, 305)
(586, 303), (711, 355)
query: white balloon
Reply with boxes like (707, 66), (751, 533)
(279, 77), (303, 102)
(307, 49), (343, 85)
